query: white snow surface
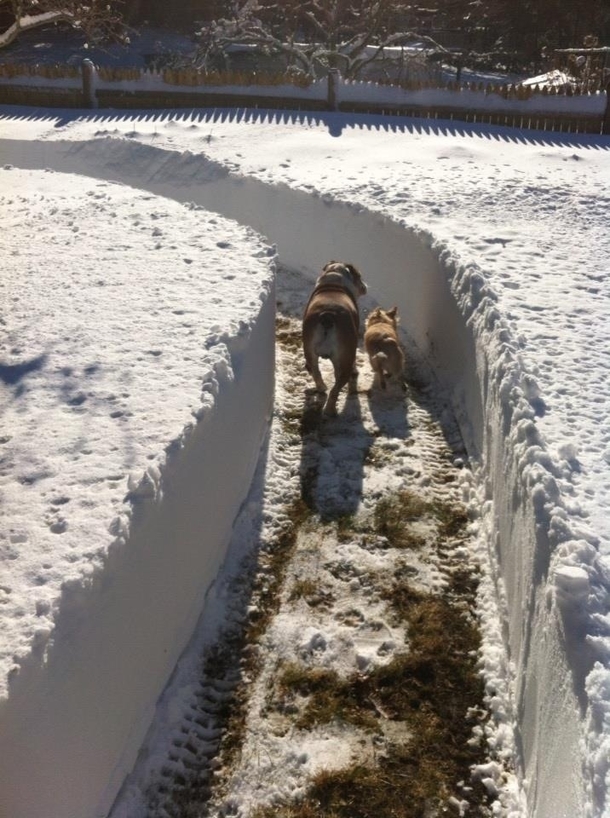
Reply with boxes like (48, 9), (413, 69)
(1, 167), (273, 687)
(0, 106), (609, 818)
(0, 159), (276, 818)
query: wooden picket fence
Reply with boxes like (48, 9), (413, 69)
(1, 60), (602, 95)
(0, 60), (608, 135)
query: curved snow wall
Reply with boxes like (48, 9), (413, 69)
(0, 182), (275, 818)
(0, 136), (596, 818)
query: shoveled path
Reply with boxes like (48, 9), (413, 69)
(113, 266), (509, 818)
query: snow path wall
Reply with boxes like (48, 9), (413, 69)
(1, 135), (608, 818)
(0, 205), (275, 818)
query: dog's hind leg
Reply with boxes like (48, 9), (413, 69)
(324, 381), (343, 415)
(324, 360), (353, 415)
(304, 351), (326, 393)
(370, 352), (387, 390)
(348, 370), (359, 395)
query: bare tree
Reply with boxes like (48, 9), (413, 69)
(0, 0), (125, 50)
(194, 0), (452, 79)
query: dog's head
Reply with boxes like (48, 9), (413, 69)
(365, 306), (399, 330)
(320, 261), (368, 297)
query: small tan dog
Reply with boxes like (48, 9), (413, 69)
(364, 306), (406, 392)
(302, 261), (368, 415)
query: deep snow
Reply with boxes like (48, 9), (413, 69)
(0, 164), (276, 817)
(0, 105), (609, 818)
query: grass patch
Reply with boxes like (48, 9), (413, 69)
(430, 499), (470, 540)
(334, 491), (469, 552)
(258, 569), (489, 818)
(276, 316), (302, 353)
(288, 578), (334, 608)
(364, 444), (395, 468)
(373, 490), (429, 549)
(336, 513), (356, 542)
(277, 663), (378, 732)
(373, 491), (470, 550)
(288, 578), (319, 602)
(336, 513), (370, 543)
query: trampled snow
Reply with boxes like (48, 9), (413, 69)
(0, 105), (609, 818)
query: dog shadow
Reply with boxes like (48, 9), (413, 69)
(299, 376), (374, 522)
(365, 378), (411, 440)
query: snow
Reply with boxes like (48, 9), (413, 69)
(1, 66), (605, 120)
(0, 162), (276, 817)
(0, 104), (609, 818)
(0, 12), (72, 50)
(520, 70), (576, 88)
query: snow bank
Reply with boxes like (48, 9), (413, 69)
(85, 139), (605, 818)
(444, 250), (610, 818)
(338, 80), (607, 116)
(0, 166), (275, 818)
(1, 128), (609, 817)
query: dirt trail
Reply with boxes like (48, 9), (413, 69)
(125, 267), (502, 818)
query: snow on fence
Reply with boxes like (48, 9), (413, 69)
(0, 61), (608, 135)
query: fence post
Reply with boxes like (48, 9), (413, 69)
(603, 80), (610, 135)
(327, 68), (339, 111)
(81, 58), (97, 109)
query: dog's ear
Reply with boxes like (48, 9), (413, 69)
(388, 306), (399, 320)
(344, 264), (366, 291)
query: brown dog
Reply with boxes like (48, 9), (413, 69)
(302, 261), (368, 415)
(364, 306), (406, 391)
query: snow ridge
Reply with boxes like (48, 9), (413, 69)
(437, 242), (610, 817)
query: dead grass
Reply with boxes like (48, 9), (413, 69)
(255, 486), (491, 818)
(335, 512), (371, 543)
(430, 499), (470, 540)
(276, 663), (378, 731)
(256, 575), (489, 817)
(364, 444), (395, 468)
(373, 490), (429, 549)
(373, 491), (470, 550)
(288, 578), (334, 608)
(275, 316), (302, 353)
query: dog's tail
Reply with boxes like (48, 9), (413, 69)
(370, 351), (388, 372)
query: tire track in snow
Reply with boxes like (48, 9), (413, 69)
(112, 266), (513, 818)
